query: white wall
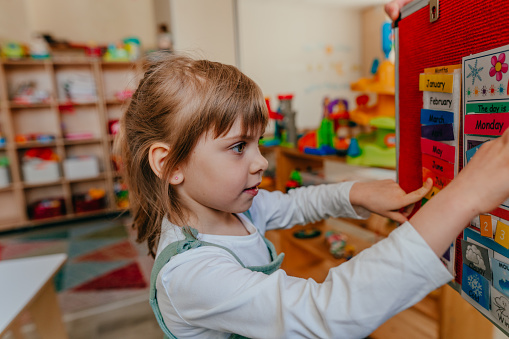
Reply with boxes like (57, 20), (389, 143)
(0, 0), (31, 42)
(0, 0), (157, 49)
(238, 0), (363, 129)
(170, 0), (237, 66)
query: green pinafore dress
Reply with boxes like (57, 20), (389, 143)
(149, 219), (285, 339)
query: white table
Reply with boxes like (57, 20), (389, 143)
(0, 253), (68, 339)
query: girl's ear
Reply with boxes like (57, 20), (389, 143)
(148, 143), (184, 184)
(148, 143), (170, 179)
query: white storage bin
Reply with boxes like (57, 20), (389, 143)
(0, 166), (9, 187)
(63, 156), (99, 180)
(22, 160), (60, 183)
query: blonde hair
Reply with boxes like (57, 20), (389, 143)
(117, 52), (268, 257)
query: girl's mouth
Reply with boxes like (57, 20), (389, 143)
(243, 185), (259, 196)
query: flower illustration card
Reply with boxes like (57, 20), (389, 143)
(462, 264), (491, 310)
(462, 239), (492, 281)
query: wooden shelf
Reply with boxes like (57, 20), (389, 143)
(0, 57), (141, 230)
(16, 141), (58, 149)
(9, 102), (53, 109)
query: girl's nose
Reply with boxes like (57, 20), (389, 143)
(251, 150), (268, 174)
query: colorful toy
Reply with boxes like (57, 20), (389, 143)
(1, 41), (25, 59)
(114, 180), (129, 209)
(325, 230), (355, 259)
(12, 81), (51, 104)
(103, 43), (130, 62)
(260, 94), (297, 147)
(285, 169), (302, 192)
(347, 21), (396, 168)
(298, 97), (354, 156)
(29, 34), (50, 59)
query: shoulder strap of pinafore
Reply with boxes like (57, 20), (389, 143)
(149, 214), (284, 339)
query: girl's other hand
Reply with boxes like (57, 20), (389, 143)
(445, 129), (509, 216)
(350, 178), (433, 224)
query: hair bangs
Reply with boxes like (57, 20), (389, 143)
(211, 77), (268, 139)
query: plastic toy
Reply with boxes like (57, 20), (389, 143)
(325, 230), (355, 259)
(347, 21), (396, 168)
(123, 37), (141, 61)
(260, 94), (297, 147)
(298, 97), (354, 156)
(285, 169), (302, 192)
(103, 43), (130, 62)
(1, 41), (25, 59)
(12, 81), (51, 104)
(29, 34), (50, 59)
(114, 181), (129, 209)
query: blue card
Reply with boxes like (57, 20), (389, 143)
(462, 264), (491, 310)
(421, 109), (455, 125)
(491, 257), (509, 298)
(465, 143), (484, 164)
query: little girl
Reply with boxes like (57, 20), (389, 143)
(118, 52), (509, 338)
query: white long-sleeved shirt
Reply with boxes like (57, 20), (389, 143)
(155, 182), (452, 338)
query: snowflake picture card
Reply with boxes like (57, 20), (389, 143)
(462, 264), (491, 311)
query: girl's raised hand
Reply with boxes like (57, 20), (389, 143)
(349, 178), (433, 224)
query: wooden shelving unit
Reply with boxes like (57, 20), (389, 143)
(0, 57), (139, 231)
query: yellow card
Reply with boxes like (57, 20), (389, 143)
(495, 220), (509, 249)
(419, 73), (454, 93)
(424, 186), (440, 200)
(479, 215), (493, 238)
(424, 64), (461, 74)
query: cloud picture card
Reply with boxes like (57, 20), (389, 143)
(462, 239), (492, 281)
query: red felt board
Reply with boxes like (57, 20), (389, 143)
(397, 0), (509, 194)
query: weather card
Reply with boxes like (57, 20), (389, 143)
(419, 65), (461, 277)
(491, 286), (509, 331)
(462, 264), (491, 310)
(491, 257), (509, 298)
(462, 239), (492, 281)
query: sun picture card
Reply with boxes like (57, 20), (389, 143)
(462, 239), (492, 281)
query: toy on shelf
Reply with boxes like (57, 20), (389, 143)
(114, 180), (129, 209)
(1, 41), (26, 59)
(285, 169), (302, 192)
(12, 81), (51, 105)
(28, 34), (50, 59)
(298, 97), (355, 156)
(347, 21), (396, 169)
(260, 94), (297, 147)
(0, 156), (10, 188)
(29, 198), (66, 220)
(115, 89), (134, 101)
(103, 42), (131, 62)
(73, 188), (106, 213)
(325, 230), (355, 260)
(15, 133), (56, 144)
(22, 147), (60, 183)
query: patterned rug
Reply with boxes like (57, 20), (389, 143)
(0, 216), (154, 314)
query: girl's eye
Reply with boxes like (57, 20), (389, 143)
(231, 142), (246, 154)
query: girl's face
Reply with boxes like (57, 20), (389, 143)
(177, 119), (268, 219)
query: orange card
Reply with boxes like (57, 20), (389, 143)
(479, 214), (493, 238)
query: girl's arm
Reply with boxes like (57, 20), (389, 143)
(352, 128), (509, 257)
(411, 129), (509, 256)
